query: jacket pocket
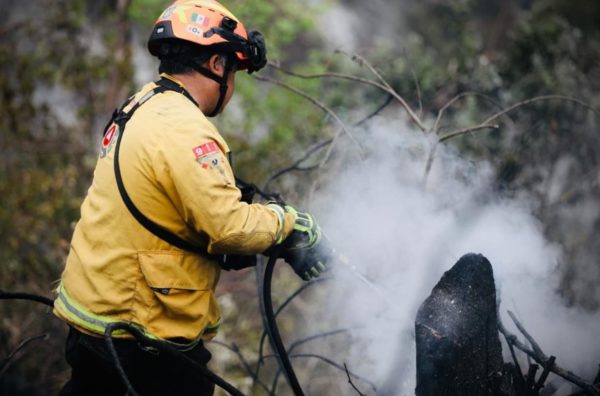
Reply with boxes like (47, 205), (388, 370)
(137, 251), (220, 339)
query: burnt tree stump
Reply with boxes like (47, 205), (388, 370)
(415, 253), (509, 396)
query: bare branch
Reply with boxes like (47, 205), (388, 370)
(526, 364), (539, 389)
(253, 75), (364, 159)
(411, 68), (423, 119)
(339, 51), (428, 132)
(288, 353), (378, 392)
(262, 90), (393, 192)
(423, 123), (498, 182)
(263, 139), (333, 192)
(208, 340), (272, 395)
(269, 62), (388, 91)
(501, 327), (526, 385)
(344, 362), (367, 396)
(533, 355), (555, 393)
(271, 56), (428, 132)
(437, 95), (597, 144)
(263, 353), (378, 393)
(0, 334), (49, 377)
(256, 278), (332, 382)
(288, 328), (352, 355)
(481, 95), (599, 126)
(498, 311), (600, 395)
(507, 310), (546, 359)
(438, 124), (500, 143)
(432, 92), (504, 134)
(401, 48), (424, 119)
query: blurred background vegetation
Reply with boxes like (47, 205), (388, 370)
(0, 0), (598, 394)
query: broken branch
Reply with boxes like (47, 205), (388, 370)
(253, 74), (364, 160)
(0, 334), (49, 377)
(344, 362), (367, 396)
(498, 311), (600, 395)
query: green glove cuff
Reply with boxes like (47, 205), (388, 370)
(266, 203), (287, 245)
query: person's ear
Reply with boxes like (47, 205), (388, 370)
(207, 54), (224, 75)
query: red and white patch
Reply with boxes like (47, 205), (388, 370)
(100, 123), (120, 158)
(192, 141), (219, 159)
(102, 124), (119, 148)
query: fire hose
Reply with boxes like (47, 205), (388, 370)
(0, 253), (310, 396)
(0, 251), (385, 396)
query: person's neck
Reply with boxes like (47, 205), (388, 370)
(164, 72), (217, 115)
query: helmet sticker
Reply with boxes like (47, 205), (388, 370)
(173, 6), (190, 23)
(191, 13), (210, 26)
(159, 5), (176, 20)
(186, 25), (204, 37)
(100, 123), (120, 158)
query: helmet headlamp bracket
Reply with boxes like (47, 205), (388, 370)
(220, 17), (237, 32)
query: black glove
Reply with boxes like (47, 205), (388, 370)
(280, 206), (330, 281)
(246, 30), (267, 74)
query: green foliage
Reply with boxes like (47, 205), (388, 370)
(214, 1), (332, 186)
(129, 0), (170, 26)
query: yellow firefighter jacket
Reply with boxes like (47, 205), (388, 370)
(54, 74), (295, 344)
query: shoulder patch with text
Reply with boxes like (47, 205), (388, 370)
(193, 141), (221, 169)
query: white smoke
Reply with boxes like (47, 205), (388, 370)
(308, 118), (600, 394)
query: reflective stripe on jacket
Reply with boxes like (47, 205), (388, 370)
(53, 74), (295, 341)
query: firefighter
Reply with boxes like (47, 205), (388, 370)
(54, 1), (328, 394)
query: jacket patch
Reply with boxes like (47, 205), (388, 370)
(197, 153), (220, 169)
(192, 141), (219, 159)
(193, 141), (221, 169)
(100, 123), (119, 158)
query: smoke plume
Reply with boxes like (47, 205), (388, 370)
(311, 118), (600, 394)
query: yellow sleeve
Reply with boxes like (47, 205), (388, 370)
(153, 116), (294, 255)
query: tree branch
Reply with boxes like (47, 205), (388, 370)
(339, 51), (428, 132)
(432, 91), (504, 134)
(253, 75), (364, 160)
(263, 353), (378, 393)
(0, 334), (49, 377)
(481, 95), (599, 126)
(344, 362), (367, 396)
(255, 278), (331, 384)
(208, 340), (272, 395)
(438, 123), (500, 143)
(498, 311), (600, 395)
(263, 139), (332, 192)
(271, 56), (428, 132)
(288, 353), (378, 392)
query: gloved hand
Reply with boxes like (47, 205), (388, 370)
(280, 206), (330, 281)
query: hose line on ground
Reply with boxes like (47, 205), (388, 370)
(0, 291), (246, 396)
(0, 254), (306, 396)
(103, 322), (245, 396)
(261, 251), (305, 396)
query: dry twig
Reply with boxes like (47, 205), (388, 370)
(253, 74), (364, 162)
(0, 334), (49, 377)
(498, 310), (600, 395)
(338, 51), (427, 133)
(208, 340), (272, 395)
(344, 362), (367, 396)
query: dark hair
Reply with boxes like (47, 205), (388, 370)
(159, 58), (196, 75)
(155, 39), (216, 75)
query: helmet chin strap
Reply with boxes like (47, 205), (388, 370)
(178, 55), (234, 117)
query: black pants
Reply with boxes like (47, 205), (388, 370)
(59, 326), (215, 396)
